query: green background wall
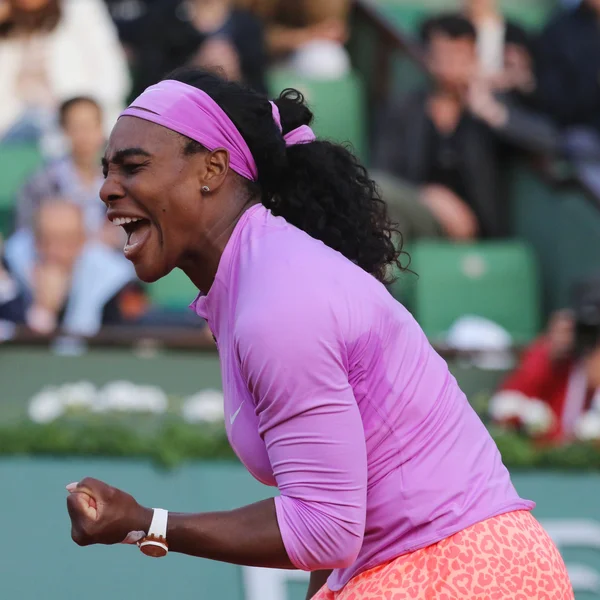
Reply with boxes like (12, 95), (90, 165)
(2, 458), (599, 600)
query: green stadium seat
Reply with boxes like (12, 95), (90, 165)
(147, 267), (198, 311)
(510, 164), (600, 314)
(375, 0), (555, 32)
(394, 240), (541, 343)
(0, 143), (43, 237)
(268, 69), (368, 162)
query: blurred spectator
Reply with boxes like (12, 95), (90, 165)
(373, 15), (503, 242)
(16, 97), (109, 237)
(132, 0), (267, 96)
(491, 273), (600, 443)
(460, 0), (562, 157)
(537, 0), (600, 202)
(373, 14), (569, 242)
(237, 0), (350, 79)
(4, 199), (142, 335)
(0, 0), (130, 150)
(537, 0), (600, 133)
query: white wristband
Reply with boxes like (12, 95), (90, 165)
(148, 508), (169, 539)
(139, 508), (169, 558)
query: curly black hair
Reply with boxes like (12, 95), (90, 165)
(167, 68), (405, 284)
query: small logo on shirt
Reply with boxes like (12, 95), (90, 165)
(229, 400), (245, 426)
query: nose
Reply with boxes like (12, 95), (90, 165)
(100, 173), (126, 205)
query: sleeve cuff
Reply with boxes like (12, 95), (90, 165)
(274, 495), (305, 571)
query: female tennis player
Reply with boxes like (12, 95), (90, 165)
(66, 69), (573, 599)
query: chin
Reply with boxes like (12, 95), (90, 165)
(133, 259), (171, 284)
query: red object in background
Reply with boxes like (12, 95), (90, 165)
(501, 337), (594, 443)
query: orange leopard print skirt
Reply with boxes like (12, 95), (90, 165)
(314, 510), (573, 600)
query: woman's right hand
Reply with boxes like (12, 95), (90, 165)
(67, 478), (152, 547)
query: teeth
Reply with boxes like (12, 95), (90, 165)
(112, 217), (143, 227)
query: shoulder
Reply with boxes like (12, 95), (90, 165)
(234, 216), (362, 338)
(239, 211), (372, 301)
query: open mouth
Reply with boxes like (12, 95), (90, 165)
(112, 217), (152, 260)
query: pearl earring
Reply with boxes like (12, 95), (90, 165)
(202, 185), (210, 193)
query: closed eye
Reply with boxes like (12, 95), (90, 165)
(125, 161), (149, 173)
(102, 162), (148, 180)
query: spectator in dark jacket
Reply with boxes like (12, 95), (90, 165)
(132, 0), (267, 96)
(536, 1), (600, 205)
(373, 15), (505, 241)
(537, 0), (600, 133)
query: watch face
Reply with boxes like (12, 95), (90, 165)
(140, 539), (168, 558)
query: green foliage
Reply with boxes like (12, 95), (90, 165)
(0, 418), (235, 470)
(1, 418), (600, 471)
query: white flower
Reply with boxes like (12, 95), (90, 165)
(489, 391), (526, 422)
(59, 381), (97, 409)
(95, 381), (168, 414)
(28, 388), (64, 424)
(521, 399), (555, 436)
(182, 390), (224, 424)
(134, 386), (168, 414)
(574, 412), (600, 441)
(93, 381), (138, 412)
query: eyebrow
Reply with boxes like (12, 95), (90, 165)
(101, 147), (152, 170)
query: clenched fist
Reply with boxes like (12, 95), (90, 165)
(66, 478), (152, 546)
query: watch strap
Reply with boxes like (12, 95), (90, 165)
(148, 508), (168, 538)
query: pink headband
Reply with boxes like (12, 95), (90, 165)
(269, 101), (316, 146)
(119, 80), (316, 182)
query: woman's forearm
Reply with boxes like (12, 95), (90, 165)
(136, 498), (295, 569)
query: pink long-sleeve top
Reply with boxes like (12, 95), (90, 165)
(191, 204), (534, 591)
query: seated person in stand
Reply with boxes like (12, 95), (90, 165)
(491, 273), (600, 443)
(16, 96), (123, 248)
(4, 199), (143, 335)
(373, 16), (502, 242)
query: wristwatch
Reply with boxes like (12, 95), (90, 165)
(139, 508), (169, 558)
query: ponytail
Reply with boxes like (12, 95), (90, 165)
(168, 68), (404, 284)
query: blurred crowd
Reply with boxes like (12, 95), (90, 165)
(373, 0), (600, 242)
(0, 0), (352, 337)
(0, 0), (599, 444)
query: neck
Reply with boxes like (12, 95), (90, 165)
(179, 198), (258, 294)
